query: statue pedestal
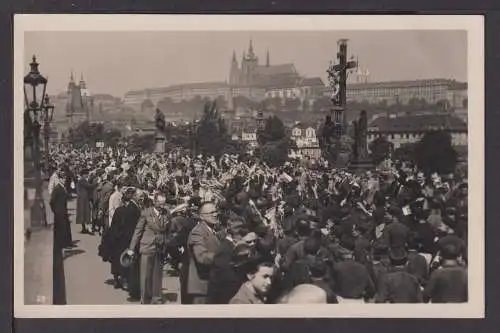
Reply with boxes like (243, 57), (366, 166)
(349, 157), (375, 174)
(154, 133), (166, 154)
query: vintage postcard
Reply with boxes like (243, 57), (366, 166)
(14, 14), (484, 318)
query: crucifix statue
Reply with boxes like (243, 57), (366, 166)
(327, 39), (357, 137)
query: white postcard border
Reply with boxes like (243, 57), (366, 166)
(13, 14), (484, 318)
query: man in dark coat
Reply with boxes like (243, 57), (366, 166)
(382, 206), (412, 253)
(206, 217), (248, 304)
(50, 169), (73, 249)
(375, 250), (423, 303)
(76, 169), (95, 234)
(423, 244), (468, 303)
(333, 250), (375, 302)
(107, 187), (141, 291)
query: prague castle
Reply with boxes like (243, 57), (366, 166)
(123, 40), (326, 112)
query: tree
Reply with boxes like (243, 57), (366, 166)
(302, 99), (310, 112)
(194, 101), (239, 158)
(284, 97), (301, 111)
(369, 136), (394, 165)
(127, 133), (155, 153)
(260, 96), (282, 111)
(393, 143), (417, 163)
(66, 121), (122, 148)
(260, 138), (291, 168)
(214, 95), (227, 110)
(257, 115), (286, 145)
(233, 95), (256, 109)
(462, 98), (468, 108)
(414, 130), (458, 175)
(312, 96), (332, 113)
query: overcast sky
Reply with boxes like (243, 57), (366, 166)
(24, 30), (467, 97)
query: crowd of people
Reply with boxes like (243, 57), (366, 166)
(47, 145), (468, 304)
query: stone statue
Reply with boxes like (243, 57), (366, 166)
(353, 110), (369, 160)
(155, 108), (166, 132)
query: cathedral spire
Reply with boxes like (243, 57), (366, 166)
(248, 39), (255, 58)
(232, 50), (237, 63)
(70, 70), (74, 83)
(266, 48), (270, 67)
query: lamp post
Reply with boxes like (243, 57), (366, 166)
(24, 55), (51, 228)
(43, 94), (55, 170)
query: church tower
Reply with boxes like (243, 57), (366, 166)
(244, 39), (259, 85)
(229, 50), (241, 85)
(266, 48), (270, 67)
(66, 71), (76, 118)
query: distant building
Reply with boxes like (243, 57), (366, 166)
(123, 39), (326, 112)
(65, 72), (95, 125)
(344, 79), (467, 106)
(367, 113), (468, 150)
(290, 122), (321, 159)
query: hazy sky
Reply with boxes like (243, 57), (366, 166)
(24, 30), (467, 97)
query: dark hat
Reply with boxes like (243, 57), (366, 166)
(231, 243), (254, 269)
(120, 250), (136, 268)
(440, 242), (461, 260)
(389, 248), (408, 266)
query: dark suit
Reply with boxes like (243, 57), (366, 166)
(108, 200), (141, 295)
(129, 207), (169, 304)
(407, 250), (429, 286)
(50, 183), (72, 249)
(333, 260), (375, 300)
(423, 264), (467, 303)
(375, 267), (423, 303)
(382, 221), (411, 251)
(206, 238), (243, 304)
(186, 221), (221, 304)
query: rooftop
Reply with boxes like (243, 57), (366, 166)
(368, 113), (467, 133)
(347, 79), (467, 90)
(300, 77), (325, 87)
(255, 63), (297, 77)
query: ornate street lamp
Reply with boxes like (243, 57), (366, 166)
(42, 94), (55, 168)
(24, 55), (49, 228)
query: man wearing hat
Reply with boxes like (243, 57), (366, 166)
(126, 194), (171, 304)
(375, 249), (423, 303)
(50, 168), (74, 249)
(206, 216), (249, 304)
(107, 187), (141, 291)
(75, 169), (95, 235)
(423, 243), (468, 303)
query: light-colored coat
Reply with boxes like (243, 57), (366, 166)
(229, 282), (264, 304)
(186, 221), (220, 295)
(108, 190), (123, 227)
(129, 207), (169, 255)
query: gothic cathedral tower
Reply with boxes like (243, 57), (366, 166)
(244, 39), (259, 85)
(229, 50), (240, 85)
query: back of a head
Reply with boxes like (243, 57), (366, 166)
(279, 284), (327, 304)
(304, 236), (321, 256)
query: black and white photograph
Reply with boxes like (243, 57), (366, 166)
(14, 15), (484, 318)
